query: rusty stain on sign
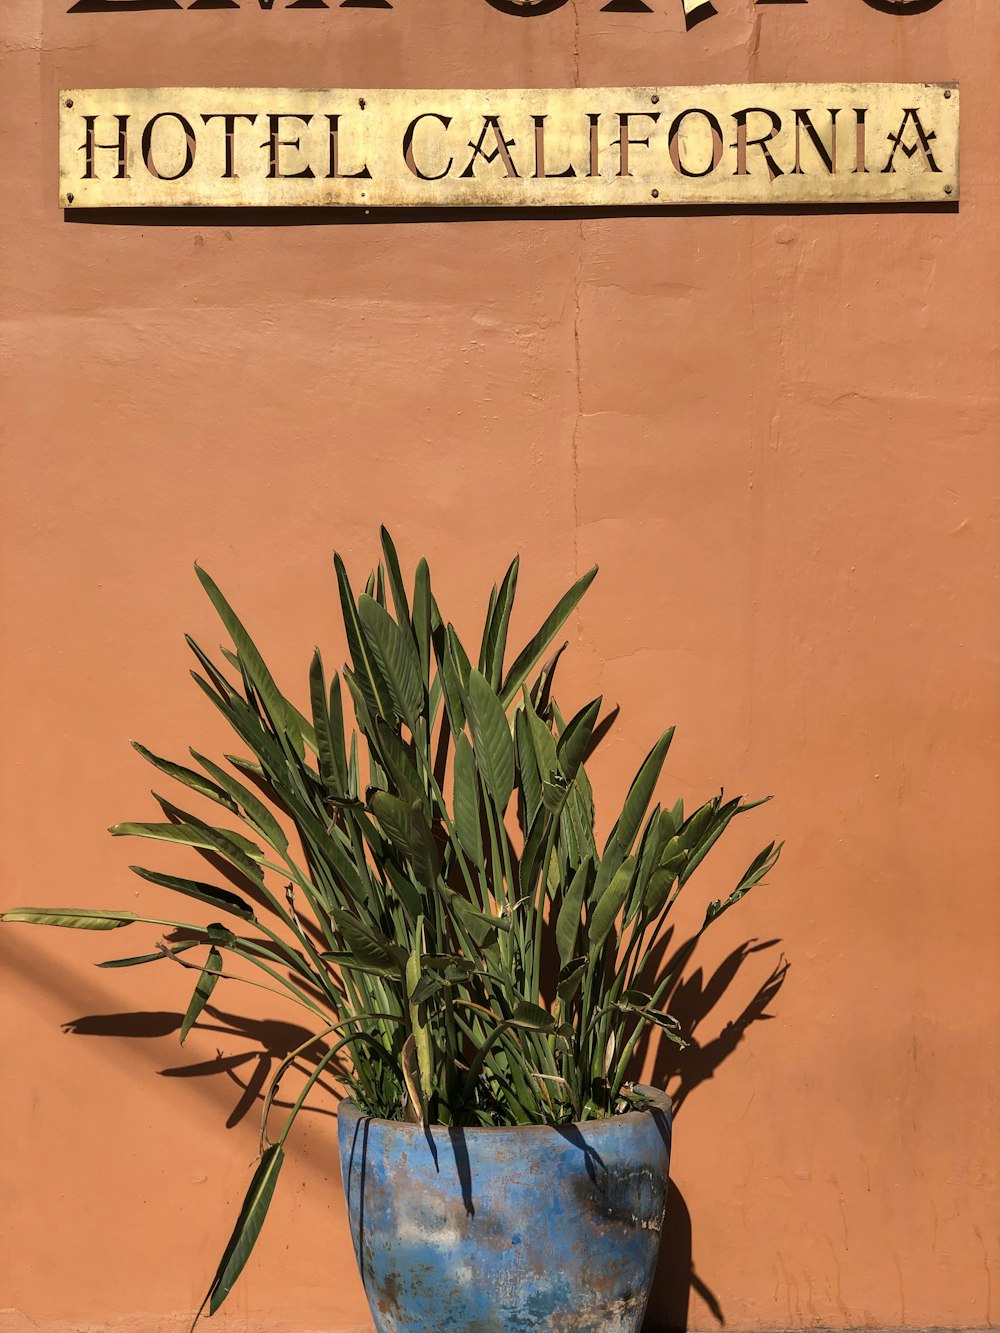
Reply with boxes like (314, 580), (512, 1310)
(59, 84), (959, 208)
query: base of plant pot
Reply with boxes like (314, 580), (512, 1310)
(338, 1087), (672, 1333)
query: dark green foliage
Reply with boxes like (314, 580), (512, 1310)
(2, 534), (780, 1322)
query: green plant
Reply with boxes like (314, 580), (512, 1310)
(2, 530), (780, 1321)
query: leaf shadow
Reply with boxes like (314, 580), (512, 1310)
(637, 936), (789, 1330)
(55, 905), (787, 1331)
(62, 1002), (348, 1130)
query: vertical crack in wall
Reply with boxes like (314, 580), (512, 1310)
(571, 0), (583, 587)
(744, 0), (763, 80)
(571, 217), (584, 588)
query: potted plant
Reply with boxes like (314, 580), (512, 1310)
(2, 530), (780, 1333)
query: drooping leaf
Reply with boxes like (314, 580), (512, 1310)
(1, 908), (138, 931)
(131, 743), (238, 813)
(369, 789), (412, 851)
(110, 812), (264, 883)
(129, 866), (257, 921)
(200, 1144), (285, 1318)
(98, 941), (199, 969)
(180, 946), (223, 1044)
(409, 971), (445, 1006)
(509, 1000), (556, 1031)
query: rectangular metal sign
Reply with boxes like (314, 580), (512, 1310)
(59, 84), (959, 209)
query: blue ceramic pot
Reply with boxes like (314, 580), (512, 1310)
(337, 1087), (672, 1333)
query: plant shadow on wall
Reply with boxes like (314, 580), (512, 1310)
(61, 877), (789, 1330)
(4, 532), (784, 1332)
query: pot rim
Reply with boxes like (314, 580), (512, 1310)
(337, 1083), (671, 1133)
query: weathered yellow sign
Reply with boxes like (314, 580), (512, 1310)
(59, 84), (959, 208)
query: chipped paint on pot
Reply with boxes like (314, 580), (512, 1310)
(337, 1086), (672, 1333)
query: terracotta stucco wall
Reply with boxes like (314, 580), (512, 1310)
(1, 0), (998, 1329)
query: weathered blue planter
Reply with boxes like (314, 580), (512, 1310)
(337, 1087), (672, 1333)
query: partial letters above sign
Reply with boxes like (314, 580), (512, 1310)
(59, 84), (959, 209)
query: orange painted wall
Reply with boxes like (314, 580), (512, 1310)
(2, 1), (998, 1329)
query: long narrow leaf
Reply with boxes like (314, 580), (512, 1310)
(556, 697), (602, 785)
(499, 565), (598, 708)
(194, 565), (301, 754)
(131, 743), (237, 813)
(588, 857), (636, 949)
(1, 908), (138, 930)
(466, 670), (514, 812)
(379, 527), (412, 630)
(129, 866), (257, 921)
(189, 751), (289, 854)
(556, 859), (590, 966)
(482, 556), (519, 690)
(309, 649), (339, 792)
(110, 816), (264, 880)
(359, 594), (423, 733)
(594, 727), (675, 900)
(180, 947), (223, 1044)
(453, 732), (485, 871)
(412, 558), (432, 687)
(98, 941), (199, 969)
(196, 1144), (285, 1322)
(334, 553), (394, 724)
